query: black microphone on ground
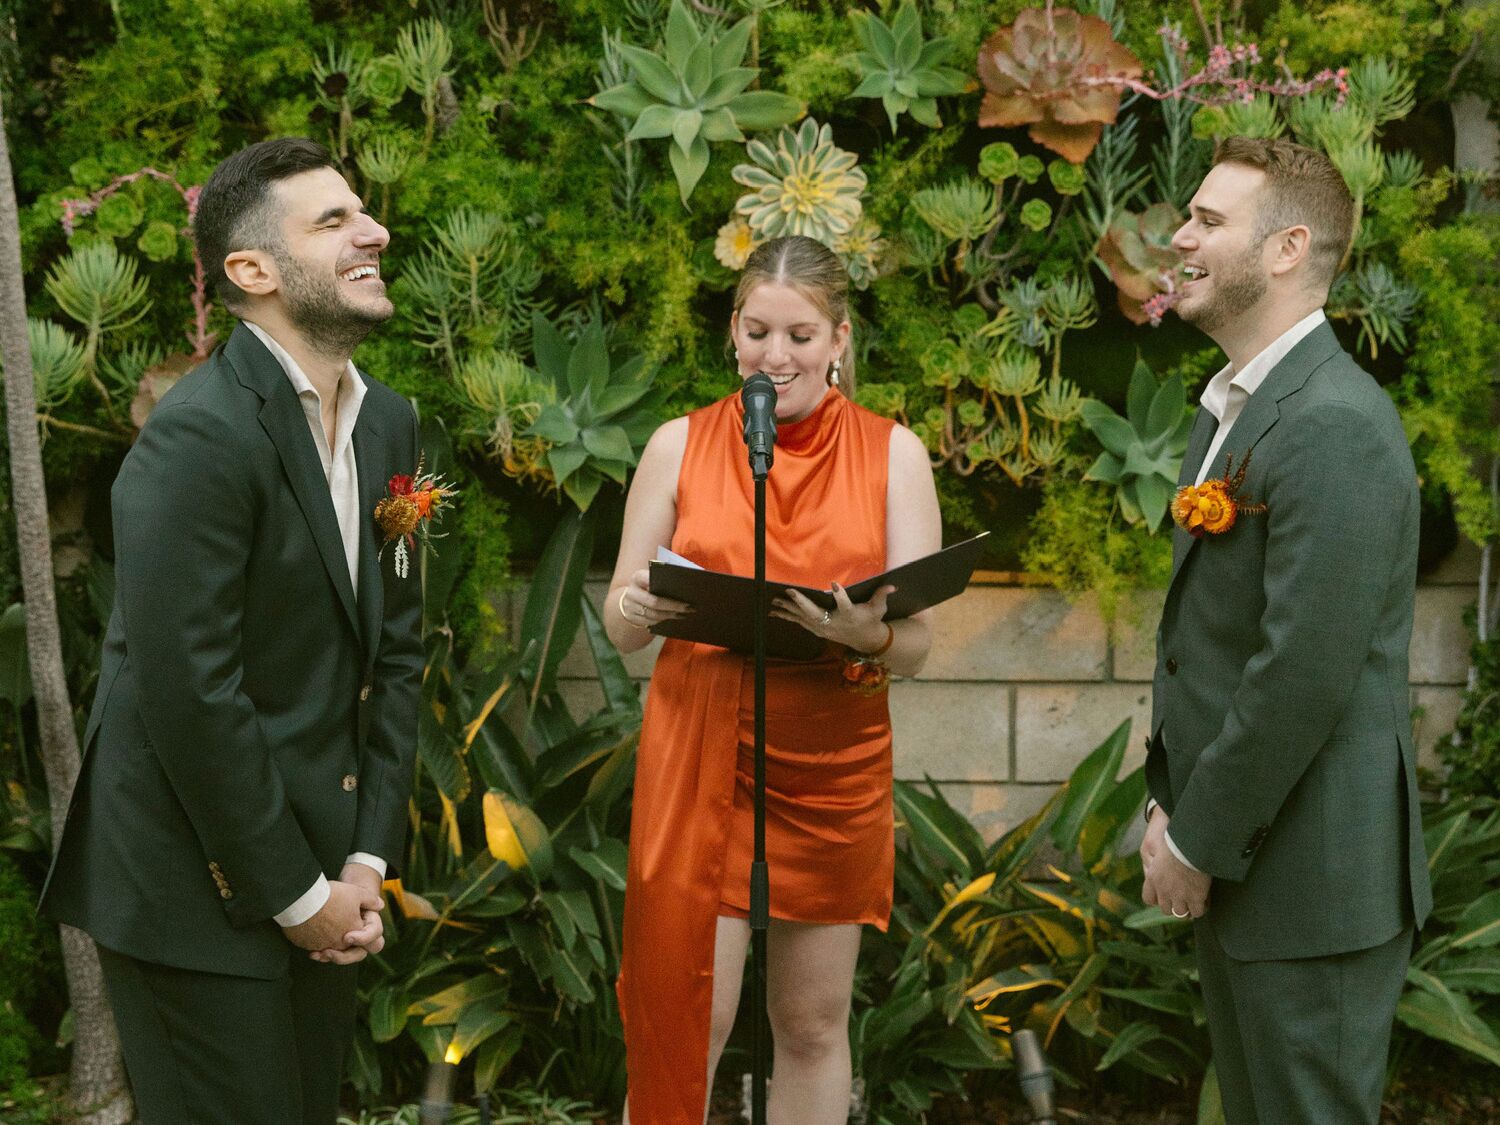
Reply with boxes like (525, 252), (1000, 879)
(1013, 1028), (1056, 1124)
(741, 371), (777, 481)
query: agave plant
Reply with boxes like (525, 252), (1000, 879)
(588, 0), (805, 204)
(732, 117), (867, 245)
(1328, 261), (1420, 360)
(910, 178), (998, 269)
(847, 0), (970, 132)
(26, 317), (88, 412)
(1080, 359), (1193, 531)
(525, 312), (659, 511)
(44, 240), (152, 409)
(1096, 202), (1183, 325)
(977, 6), (1143, 163)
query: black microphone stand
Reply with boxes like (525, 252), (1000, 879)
(741, 375), (775, 1125)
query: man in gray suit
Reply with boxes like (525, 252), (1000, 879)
(1141, 136), (1431, 1123)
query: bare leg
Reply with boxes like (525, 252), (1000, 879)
(622, 915), (751, 1125)
(765, 919), (862, 1125)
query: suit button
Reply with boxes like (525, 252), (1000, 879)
(360, 684), (372, 702)
(1166, 658), (1178, 675)
(342, 774), (358, 792)
(219, 887), (232, 900)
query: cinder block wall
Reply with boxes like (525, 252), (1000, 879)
(533, 544), (1477, 841)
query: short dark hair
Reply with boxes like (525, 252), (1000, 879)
(1211, 136), (1356, 293)
(193, 137), (336, 311)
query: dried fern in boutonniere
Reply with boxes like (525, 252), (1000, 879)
(373, 456), (457, 578)
(1172, 450), (1266, 538)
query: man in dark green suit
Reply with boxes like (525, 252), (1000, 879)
(40, 138), (424, 1123)
(1141, 137), (1431, 1123)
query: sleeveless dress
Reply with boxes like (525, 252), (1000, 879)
(618, 388), (897, 1122)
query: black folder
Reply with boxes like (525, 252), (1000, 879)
(647, 533), (989, 660)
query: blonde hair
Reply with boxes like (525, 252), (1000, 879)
(733, 235), (856, 395)
(1212, 135), (1356, 291)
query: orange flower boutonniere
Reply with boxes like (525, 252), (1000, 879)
(1172, 450), (1266, 539)
(373, 456), (458, 578)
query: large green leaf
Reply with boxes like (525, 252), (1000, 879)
(1096, 1019), (1163, 1071)
(589, 82), (655, 120)
(1051, 720), (1130, 853)
(1434, 949), (1500, 994)
(581, 423), (635, 464)
(618, 44), (682, 105)
(570, 838), (629, 891)
(418, 699), (470, 801)
(711, 16), (754, 73)
(519, 507), (596, 705)
(1398, 970), (1500, 1065)
(449, 991), (512, 1060)
(581, 595), (641, 719)
(0, 603), (31, 709)
(668, 134), (711, 203)
(726, 90), (805, 131)
(367, 982), (409, 1043)
(1198, 1062), (1227, 1125)
(1080, 399), (1136, 457)
(1145, 375), (1187, 439)
(1451, 887), (1500, 950)
(894, 779), (984, 879)
(1125, 359), (1156, 430)
(1136, 473), (1174, 532)
(473, 1024), (523, 1093)
(530, 311), (569, 388)
(409, 972), (507, 1024)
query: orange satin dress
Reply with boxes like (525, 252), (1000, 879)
(618, 388), (896, 1122)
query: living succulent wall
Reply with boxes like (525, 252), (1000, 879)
(1, 0), (1498, 1115)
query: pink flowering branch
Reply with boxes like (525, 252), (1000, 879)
(1083, 32), (1348, 107)
(59, 168), (216, 359)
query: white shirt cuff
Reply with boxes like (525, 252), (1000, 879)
(273, 874), (330, 927)
(344, 853), (388, 878)
(1163, 830), (1202, 873)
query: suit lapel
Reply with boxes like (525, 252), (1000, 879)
(228, 325), (361, 638)
(353, 391), (386, 667)
(1169, 407), (1218, 584)
(1165, 320), (1344, 598)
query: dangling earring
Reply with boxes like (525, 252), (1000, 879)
(829, 358), (842, 387)
(734, 347), (741, 363)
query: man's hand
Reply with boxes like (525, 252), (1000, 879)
(1140, 807), (1212, 920)
(284, 878), (380, 954)
(308, 863), (387, 965)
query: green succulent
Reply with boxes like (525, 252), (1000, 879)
(1080, 359), (1193, 531)
(1047, 159), (1086, 196)
(525, 312), (660, 512)
(358, 54), (408, 107)
(1019, 198), (1053, 232)
(733, 118), (867, 244)
(978, 142), (1020, 184)
(589, 0), (805, 204)
(832, 215), (886, 290)
(44, 240), (151, 377)
(1221, 96), (1284, 140)
(1017, 154), (1045, 184)
(94, 192), (142, 238)
(847, 0), (970, 133)
(911, 178), (998, 244)
(26, 317), (88, 410)
(136, 220), (178, 263)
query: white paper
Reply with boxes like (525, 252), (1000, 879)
(655, 545), (703, 570)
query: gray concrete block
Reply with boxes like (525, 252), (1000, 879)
(917, 587), (1108, 682)
(1014, 683), (1151, 783)
(1424, 539), (1483, 587)
(1110, 590), (1166, 683)
(1412, 684), (1465, 775)
(890, 680), (1009, 783)
(1410, 587), (1473, 685)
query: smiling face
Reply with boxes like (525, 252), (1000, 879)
(731, 281), (850, 424)
(1170, 162), (1273, 337)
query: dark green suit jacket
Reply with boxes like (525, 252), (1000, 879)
(1148, 320), (1433, 962)
(40, 323), (424, 980)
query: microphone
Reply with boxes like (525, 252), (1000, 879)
(741, 371), (778, 480)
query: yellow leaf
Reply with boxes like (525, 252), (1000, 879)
(383, 878), (440, 921)
(483, 791), (529, 870)
(444, 1041), (463, 1065)
(439, 791), (463, 857)
(462, 677), (515, 752)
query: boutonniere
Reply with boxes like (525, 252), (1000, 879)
(1172, 450), (1266, 538)
(373, 456), (457, 578)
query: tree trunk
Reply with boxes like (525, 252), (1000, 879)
(0, 88), (133, 1125)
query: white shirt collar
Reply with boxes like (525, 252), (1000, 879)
(243, 321), (367, 419)
(1199, 309), (1326, 421)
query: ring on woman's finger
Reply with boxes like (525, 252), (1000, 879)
(818, 609), (832, 626)
(1171, 907), (1190, 918)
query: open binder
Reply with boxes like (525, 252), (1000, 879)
(647, 533), (989, 660)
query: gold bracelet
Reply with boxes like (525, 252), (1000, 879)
(618, 587), (648, 629)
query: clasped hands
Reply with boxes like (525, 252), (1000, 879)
(1140, 807), (1211, 921)
(283, 861), (386, 965)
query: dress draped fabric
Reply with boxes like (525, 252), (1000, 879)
(619, 389), (897, 1122)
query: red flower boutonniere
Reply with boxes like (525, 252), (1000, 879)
(1172, 450), (1266, 538)
(373, 456), (457, 578)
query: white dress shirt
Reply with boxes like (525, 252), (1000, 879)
(244, 323), (387, 927)
(1160, 308), (1327, 874)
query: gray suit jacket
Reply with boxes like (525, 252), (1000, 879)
(40, 324), (424, 979)
(1148, 320), (1432, 961)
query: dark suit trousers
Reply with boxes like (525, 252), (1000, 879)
(1197, 920), (1411, 1125)
(97, 945), (359, 1125)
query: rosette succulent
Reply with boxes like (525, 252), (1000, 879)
(732, 118), (867, 245)
(1096, 202), (1183, 325)
(833, 216), (887, 290)
(978, 6), (1142, 163)
(589, 0), (805, 204)
(1080, 359), (1193, 531)
(847, 0), (970, 132)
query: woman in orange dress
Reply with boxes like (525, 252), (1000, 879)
(605, 236), (941, 1124)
